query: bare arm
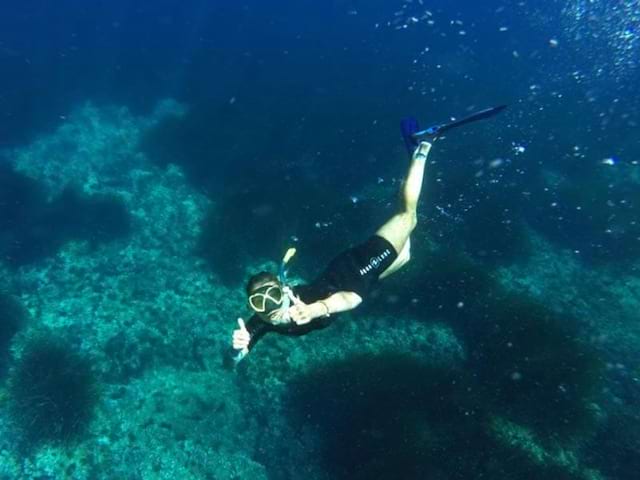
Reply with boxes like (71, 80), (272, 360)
(289, 291), (362, 324)
(315, 291), (362, 316)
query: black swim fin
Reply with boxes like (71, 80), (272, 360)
(412, 105), (507, 140)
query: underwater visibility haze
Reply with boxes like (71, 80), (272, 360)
(1, 0), (639, 478)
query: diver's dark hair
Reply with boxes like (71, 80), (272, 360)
(246, 271), (279, 296)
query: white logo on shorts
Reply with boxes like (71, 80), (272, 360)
(359, 249), (391, 276)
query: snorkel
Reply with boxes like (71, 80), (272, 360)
(279, 247), (297, 284)
(247, 248), (298, 322)
(268, 247), (297, 323)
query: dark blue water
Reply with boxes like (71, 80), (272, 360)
(1, 1), (639, 479)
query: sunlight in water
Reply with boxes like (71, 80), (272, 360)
(563, 0), (640, 81)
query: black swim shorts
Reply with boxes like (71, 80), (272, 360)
(308, 235), (399, 300)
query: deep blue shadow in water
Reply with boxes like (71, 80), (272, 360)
(0, 165), (131, 267)
(286, 353), (593, 480)
(337, 249), (603, 429)
(585, 409), (640, 480)
(0, 294), (26, 377)
(195, 168), (389, 285)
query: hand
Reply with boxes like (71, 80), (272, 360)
(288, 296), (315, 325)
(232, 318), (250, 352)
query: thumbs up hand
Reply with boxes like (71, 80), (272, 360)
(232, 318), (250, 352)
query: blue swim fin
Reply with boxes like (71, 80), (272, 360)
(400, 117), (420, 157)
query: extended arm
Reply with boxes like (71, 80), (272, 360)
(289, 291), (362, 325)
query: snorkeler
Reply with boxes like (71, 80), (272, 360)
(231, 106), (506, 362)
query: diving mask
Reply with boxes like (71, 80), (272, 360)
(248, 247), (298, 319)
(248, 283), (284, 313)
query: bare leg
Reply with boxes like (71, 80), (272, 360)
(376, 141), (431, 275)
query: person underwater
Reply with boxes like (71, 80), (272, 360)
(231, 105), (506, 363)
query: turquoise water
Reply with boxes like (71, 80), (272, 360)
(1, 1), (639, 479)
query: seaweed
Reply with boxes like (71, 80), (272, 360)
(8, 336), (99, 445)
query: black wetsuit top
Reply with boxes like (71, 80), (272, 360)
(245, 235), (398, 352)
